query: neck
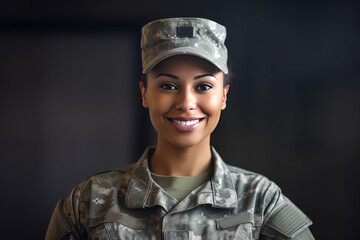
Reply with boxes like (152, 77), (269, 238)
(150, 137), (212, 176)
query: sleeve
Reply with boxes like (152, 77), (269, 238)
(260, 184), (315, 240)
(45, 187), (88, 240)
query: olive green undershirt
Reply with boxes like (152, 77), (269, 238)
(151, 170), (213, 202)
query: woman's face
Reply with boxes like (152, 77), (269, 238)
(139, 55), (229, 149)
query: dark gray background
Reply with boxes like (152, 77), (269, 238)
(0, 0), (359, 239)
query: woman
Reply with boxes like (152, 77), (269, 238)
(46, 17), (314, 240)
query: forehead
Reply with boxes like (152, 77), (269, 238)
(151, 55), (221, 74)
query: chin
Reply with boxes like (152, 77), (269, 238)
(166, 136), (209, 149)
(172, 142), (198, 149)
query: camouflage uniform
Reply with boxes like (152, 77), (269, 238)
(46, 147), (314, 239)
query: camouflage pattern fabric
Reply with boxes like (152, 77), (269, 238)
(46, 147), (314, 239)
(141, 17), (228, 74)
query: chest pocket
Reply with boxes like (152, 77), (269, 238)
(89, 212), (149, 240)
(215, 212), (255, 240)
(163, 231), (190, 240)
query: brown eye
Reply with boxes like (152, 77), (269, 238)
(196, 83), (213, 91)
(159, 83), (177, 90)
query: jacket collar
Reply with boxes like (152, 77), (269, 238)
(125, 147), (237, 211)
(210, 146), (238, 209)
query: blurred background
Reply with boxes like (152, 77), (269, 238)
(0, 0), (359, 239)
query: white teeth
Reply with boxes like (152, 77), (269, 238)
(173, 119), (200, 126)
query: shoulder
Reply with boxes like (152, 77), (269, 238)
(74, 163), (138, 202)
(212, 147), (280, 209)
(225, 164), (314, 239)
(84, 163), (136, 183)
(226, 164), (286, 216)
(226, 163), (279, 199)
(61, 163), (139, 228)
(226, 163), (271, 181)
(64, 164), (136, 207)
(225, 163), (292, 216)
(56, 162), (143, 237)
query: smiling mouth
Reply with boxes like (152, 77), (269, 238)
(168, 118), (205, 126)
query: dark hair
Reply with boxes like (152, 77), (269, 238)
(224, 63), (232, 86)
(140, 65), (232, 89)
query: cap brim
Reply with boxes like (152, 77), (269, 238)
(142, 47), (228, 74)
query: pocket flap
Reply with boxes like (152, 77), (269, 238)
(89, 211), (146, 230)
(216, 212), (254, 230)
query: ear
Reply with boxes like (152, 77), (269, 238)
(221, 85), (230, 110)
(139, 81), (149, 108)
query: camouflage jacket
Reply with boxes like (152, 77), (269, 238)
(46, 147), (314, 240)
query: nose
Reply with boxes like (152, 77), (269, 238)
(175, 87), (196, 112)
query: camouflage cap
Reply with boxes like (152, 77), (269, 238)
(141, 17), (228, 74)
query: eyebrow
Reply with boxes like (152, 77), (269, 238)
(194, 74), (216, 80)
(156, 73), (216, 80)
(156, 73), (179, 80)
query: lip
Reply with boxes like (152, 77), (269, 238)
(167, 117), (205, 132)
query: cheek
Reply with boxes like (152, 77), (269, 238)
(199, 92), (224, 115)
(148, 94), (173, 119)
